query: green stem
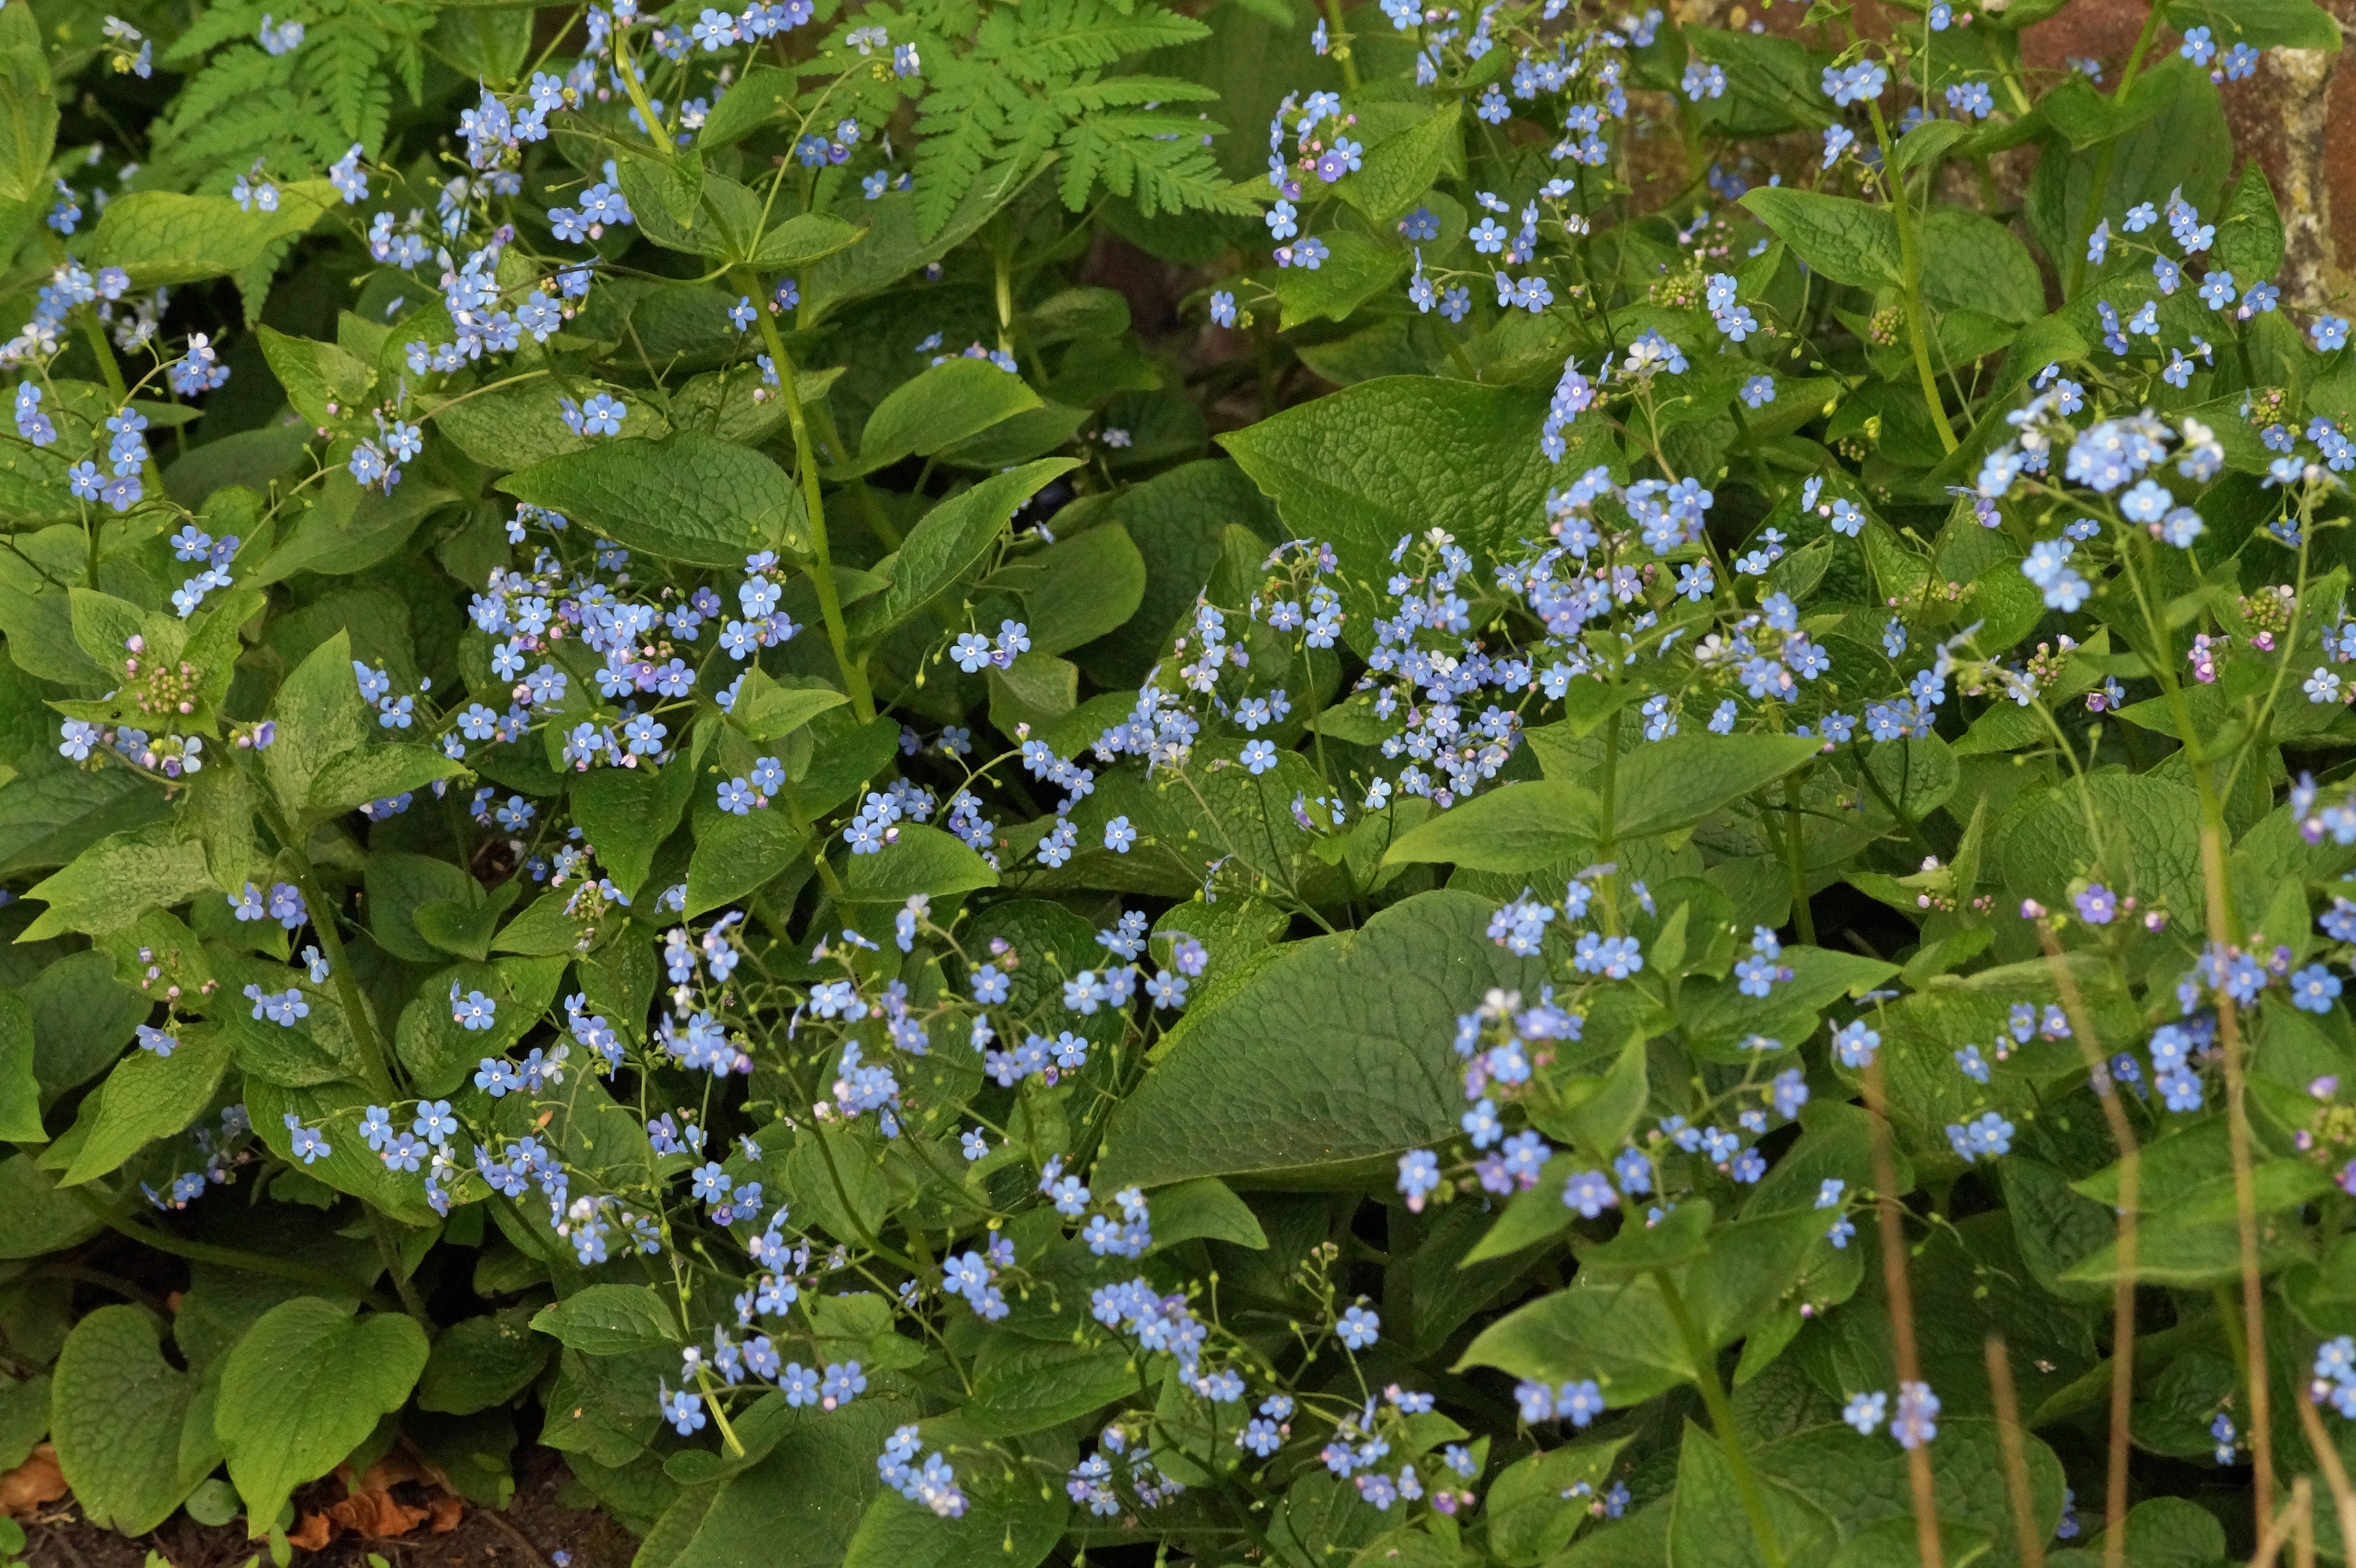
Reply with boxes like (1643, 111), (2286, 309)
(1655, 1268), (1788, 1568)
(69, 1188), (401, 1313)
(79, 310), (128, 402)
(1866, 101), (1958, 455)
(2060, 4), (2168, 298)
(1320, 0), (1360, 91)
(365, 1205), (435, 1331)
(250, 783), (400, 1105)
(1781, 775), (1817, 945)
(734, 268), (875, 724)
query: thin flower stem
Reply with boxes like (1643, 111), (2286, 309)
(1859, 1054), (1942, 1568)
(2035, 927), (2139, 1563)
(2295, 1397), (2356, 1554)
(1984, 1336), (2047, 1568)
(2252, 1482), (2312, 1568)
(2114, 534), (2272, 1532)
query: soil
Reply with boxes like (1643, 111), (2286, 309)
(16, 1448), (640, 1568)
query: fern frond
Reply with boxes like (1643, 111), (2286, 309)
(161, 0), (271, 69)
(303, 17), (390, 146)
(997, 0), (1209, 81)
(912, 97), (1001, 237)
(1056, 117), (1250, 217)
(1048, 77), (1219, 114)
(158, 46), (294, 141)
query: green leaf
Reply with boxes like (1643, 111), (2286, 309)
(1145, 1176), (1269, 1251)
(19, 822), (213, 941)
(1338, 101), (1461, 222)
(840, 359), (1044, 477)
(1486, 1441), (1634, 1565)
(412, 885), (520, 964)
(697, 63), (795, 148)
(215, 1298), (430, 1536)
(417, 1308), (551, 1415)
(1921, 206), (2045, 326)
(2071, 1496), (2226, 1566)
(847, 458), (1083, 644)
(256, 326), (377, 433)
(51, 1306), (215, 1534)
(1099, 891), (1547, 1187)
(2163, 0), (2341, 49)
(244, 1079), (441, 1225)
(0, 1152), (101, 1258)
(666, 1397), (912, 1568)
(62, 1027), (233, 1185)
(614, 158), (861, 268)
(1997, 772), (2206, 931)
(394, 955), (567, 1097)
(1549, 1027), (1650, 1157)
(801, 164), (1047, 327)
(1890, 118), (1969, 177)
(2214, 160), (2286, 283)
(264, 630), (371, 820)
(1001, 523), (1147, 655)
(0, 987), (40, 1142)
(966, 1339), (1136, 1436)
(1683, 27), (1835, 132)
(365, 852), (476, 965)
(1669, 1422), (1838, 1567)
(748, 211), (868, 269)
(1219, 378), (1574, 648)
(1383, 780), (1597, 870)
(0, 1372), (49, 1472)
(92, 180), (341, 289)
(840, 1451), (1067, 1568)
(838, 824), (999, 903)
(431, 376), (666, 472)
(498, 432), (804, 568)
(1738, 188), (1901, 289)
(307, 743), (463, 821)
(685, 805), (810, 920)
(573, 762), (697, 900)
(1591, 732), (1825, 840)
(1273, 231), (1404, 329)
(731, 669), (848, 741)
(1455, 1274), (1695, 1406)
(0, 1), (57, 205)
(22, 947), (149, 1095)
(530, 1284), (683, 1356)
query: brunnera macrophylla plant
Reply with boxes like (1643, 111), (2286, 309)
(1, 0), (2356, 1559)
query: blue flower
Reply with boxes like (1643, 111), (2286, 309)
(451, 987), (498, 1031)
(1561, 1168), (1617, 1217)
(1396, 1149), (1441, 1208)
(580, 392), (625, 435)
(1337, 1305), (1380, 1349)
(2292, 964), (2343, 1013)
(1241, 739), (1277, 774)
(412, 1100), (456, 1145)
